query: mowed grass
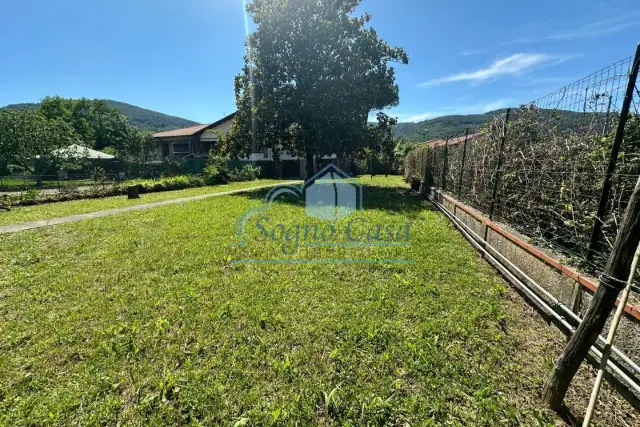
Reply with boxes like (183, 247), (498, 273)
(0, 179), (286, 227)
(0, 176), (563, 425)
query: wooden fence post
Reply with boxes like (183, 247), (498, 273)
(431, 148), (437, 186)
(441, 139), (449, 192)
(457, 128), (469, 196)
(423, 148), (432, 188)
(586, 43), (640, 264)
(489, 108), (510, 220)
(542, 175), (640, 409)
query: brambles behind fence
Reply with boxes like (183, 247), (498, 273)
(406, 51), (640, 275)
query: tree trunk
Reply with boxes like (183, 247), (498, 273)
(542, 177), (640, 409)
(305, 149), (314, 179)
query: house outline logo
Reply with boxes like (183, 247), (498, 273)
(304, 164), (363, 221)
(232, 164), (363, 247)
(229, 164), (412, 263)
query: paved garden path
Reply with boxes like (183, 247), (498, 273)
(0, 182), (297, 234)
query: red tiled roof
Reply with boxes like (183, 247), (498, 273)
(152, 112), (237, 139)
(424, 133), (481, 148)
(152, 124), (212, 138)
(424, 138), (446, 147)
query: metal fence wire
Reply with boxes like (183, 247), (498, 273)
(406, 45), (640, 275)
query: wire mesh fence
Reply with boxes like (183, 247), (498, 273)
(406, 46), (640, 276)
(0, 157), (210, 193)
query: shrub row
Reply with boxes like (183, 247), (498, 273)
(404, 107), (640, 270)
(0, 172), (257, 209)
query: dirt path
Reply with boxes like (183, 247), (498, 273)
(0, 182), (290, 234)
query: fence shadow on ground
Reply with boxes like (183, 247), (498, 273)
(227, 180), (435, 218)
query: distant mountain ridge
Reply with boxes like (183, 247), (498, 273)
(393, 109), (507, 143)
(2, 100), (200, 132)
(393, 107), (598, 143)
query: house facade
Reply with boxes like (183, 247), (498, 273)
(152, 112), (353, 178)
(152, 113), (237, 160)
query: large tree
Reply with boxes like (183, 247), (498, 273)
(0, 109), (76, 181)
(226, 0), (408, 177)
(40, 96), (130, 151)
(0, 98), (156, 181)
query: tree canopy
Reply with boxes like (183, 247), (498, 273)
(4, 99), (199, 132)
(0, 109), (76, 175)
(0, 97), (156, 176)
(226, 0), (408, 176)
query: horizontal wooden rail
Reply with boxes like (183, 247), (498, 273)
(430, 188), (640, 321)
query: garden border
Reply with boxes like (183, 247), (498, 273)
(429, 187), (640, 322)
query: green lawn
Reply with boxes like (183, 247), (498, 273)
(0, 179), (286, 226)
(0, 176), (614, 425)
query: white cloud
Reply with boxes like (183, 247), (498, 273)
(475, 99), (513, 112)
(460, 50), (482, 56)
(512, 76), (581, 87)
(508, 12), (640, 44)
(419, 54), (553, 87)
(395, 98), (513, 123)
(399, 112), (440, 123)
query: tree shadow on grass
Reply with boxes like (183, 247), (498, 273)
(227, 182), (435, 219)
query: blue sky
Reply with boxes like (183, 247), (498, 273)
(1, 0), (638, 124)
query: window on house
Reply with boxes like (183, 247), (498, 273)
(172, 142), (191, 154)
(202, 141), (211, 154)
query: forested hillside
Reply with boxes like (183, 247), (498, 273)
(3, 99), (200, 132)
(392, 107), (593, 143)
(393, 110), (506, 142)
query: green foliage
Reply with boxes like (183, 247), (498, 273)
(203, 154), (261, 184)
(92, 167), (107, 184)
(0, 108), (77, 174)
(403, 144), (430, 186)
(1, 176), (207, 207)
(3, 99), (199, 132)
(394, 108), (596, 146)
(367, 112), (398, 175)
(0, 97), (159, 178)
(229, 164), (261, 182)
(226, 0), (408, 176)
(393, 111), (505, 143)
(407, 107), (640, 269)
(202, 164), (224, 185)
(39, 97), (127, 150)
(127, 176), (205, 193)
(202, 154), (231, 185)
(21, 189), (42, 203)
(0, 171), (280, 209)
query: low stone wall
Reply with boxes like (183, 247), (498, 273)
(425, 186), (640, 387)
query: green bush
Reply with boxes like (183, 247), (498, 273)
(202, 164), (226, 185)
(203, 155), (231, 185)
(4, 176), (208, 207)
(408, 108), (640, 269)
(229, 164), (261, 182)
(130, 176), (204, 193)
(2, 166), (268, 209)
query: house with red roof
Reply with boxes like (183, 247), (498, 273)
(152, 112), (236, 160)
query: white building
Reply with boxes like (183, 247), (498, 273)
(152, 112), (351, 178)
